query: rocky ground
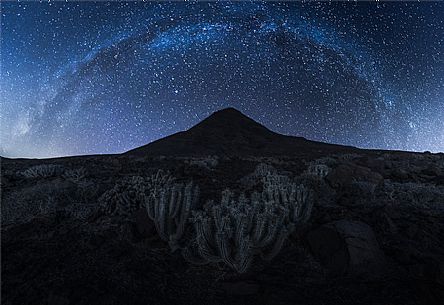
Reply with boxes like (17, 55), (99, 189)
(2, 150), (444, 305)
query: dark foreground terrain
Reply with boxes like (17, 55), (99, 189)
(2, 109), (444, 305)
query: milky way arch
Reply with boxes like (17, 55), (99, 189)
(1, 1), (442, 157)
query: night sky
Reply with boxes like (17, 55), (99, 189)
(1, 1), (443, 158)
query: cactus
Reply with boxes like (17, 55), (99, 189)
(145, 180), (200, 251)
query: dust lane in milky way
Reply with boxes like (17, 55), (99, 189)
(1, 1), (443, 157)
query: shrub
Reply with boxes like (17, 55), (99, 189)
(62, 167), (87, 183)
(306, 163), (330, 179)
(254, 163), (278, 176)
(98, 176), (147, 217)
(382, 181), (444, 210)
(240, 162), (278, 188)
(338, 153), (362, 161)
(262, 173), (314, 223)
(98, 170), (174, 218)
(185, 156), (219, 170)
(2, 180), (77, 225)
(2, 190), (54, 225)
(19, 164), (64, 178)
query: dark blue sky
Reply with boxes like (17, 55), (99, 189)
(1, 1), (443, 158)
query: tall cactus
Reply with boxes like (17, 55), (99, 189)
(145, 177), (200, 251)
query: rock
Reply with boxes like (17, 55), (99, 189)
(134, 208), (156, 239)
(307, 220), (386, 277)
(326, 164), (383, 190)
(221, 281), (260, 296)
(326, 163), (384, 205)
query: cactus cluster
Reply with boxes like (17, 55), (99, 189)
(183, 175), (314, 273)
(185, 189), (294, 273)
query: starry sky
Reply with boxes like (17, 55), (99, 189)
(1, 1), (443, 158)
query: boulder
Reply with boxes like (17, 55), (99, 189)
(307, 220), (386, 277)
(326, 164), (383, 190)
(306, 224), (349, 276)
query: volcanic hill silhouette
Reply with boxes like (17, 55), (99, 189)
(125, 107), (357, 157)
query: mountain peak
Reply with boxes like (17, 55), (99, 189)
(210, 107), (244, 117)
(190, 107), (270, 134)
(125, 107), (356, 157)
(195, 107), (256, 127)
